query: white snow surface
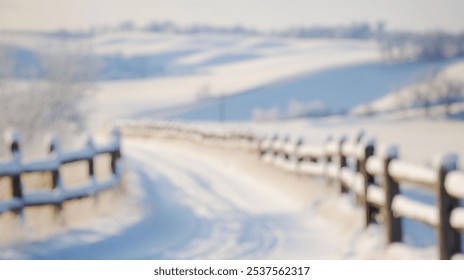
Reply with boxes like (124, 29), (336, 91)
(298, 162), (325, 177)
(366, 156), (384, 175)
(450, 208), (464, 231)
(389, 160), (437, 186)
(344, 170), (364, 195)
(445, 171), (464, 199)
(392, 195), (438, 227)
(298, 143), (324, 158)
(366, 185), (385, 206)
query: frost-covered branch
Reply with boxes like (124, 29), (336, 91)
(0, 43), (99, 153)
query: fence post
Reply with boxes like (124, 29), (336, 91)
(355, 130), (365, 173)
(324, 135), (333, 183)
(6, 130), (23, 217)
(295, 137), (304, 162)
(437, 154), (461, 260)
(48, 135), (62, 190)
(325, 135), (333, 163)
(48, 135), (64, 218)
(383, 145), (402, 243)
(110, 127), (121, 176)
(86, 136), (96, 191)
(361, 138), (376, 227)
(258, 136), (266, 157)
(282, 135), (290, 160)
(338, 136), (348, 193)
(294, 137), (305, 175)
(352, 131), (366, 204)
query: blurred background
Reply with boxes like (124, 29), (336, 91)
(1, 0), (464, 260)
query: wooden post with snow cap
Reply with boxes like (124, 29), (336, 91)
(355, 130), (365, 173)
(48, 134), (64, 217)
(325, 135), (333, 164)
(282, 135), (290, 160)
(110, 127), (121, 175)
(258, 135), (267, 157)
(353, 131), (366, 205)
(295, 137), (305, 164)
(5, 130), (23, 217)
(86, 136), (96, 190)
(383, 145), (402, 243)
(269, 133), (278, 159)
(6, 130), (23, 213)
(324, 135), (333, 183)
(437, 153), (461, 260)
(338, 135), (348, 193)
(361, 138), (376, 227)
(48, 135), (61, 190)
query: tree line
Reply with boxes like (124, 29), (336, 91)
(380, 32), (464, 61)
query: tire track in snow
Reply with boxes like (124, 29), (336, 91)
(122, 138), (344, 259)
(127, 140), (280, 259)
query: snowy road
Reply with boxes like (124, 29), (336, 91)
(1, 134), (439, 259)
(11, 135), (371, 260)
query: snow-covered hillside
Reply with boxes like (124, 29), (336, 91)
(353, 61), (464, 117)
(91, 32), (383, 122)
(2, 30), (459, 124)
(89, 32), (461, 122)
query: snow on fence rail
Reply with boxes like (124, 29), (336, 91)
(0, 128), (122, 219)
(122, 121), (464, 260)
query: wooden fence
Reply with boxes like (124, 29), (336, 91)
(0, 128), (122, 220)
(123, 121), (464, 260)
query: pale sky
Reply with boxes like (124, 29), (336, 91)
(1, 0), (464, 32)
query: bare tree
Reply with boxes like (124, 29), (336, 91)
(410, 69), (443, 116)
(412, 85), (434, 116)
(437, 77), (464, 116)
(407, 70), (464, 118)
(0, 43), (99, 152)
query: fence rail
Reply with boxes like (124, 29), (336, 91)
(122, 121), (464, 260)
(0, 128), (122, 218)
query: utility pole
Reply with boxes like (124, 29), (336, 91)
(219, 93), (226, 122)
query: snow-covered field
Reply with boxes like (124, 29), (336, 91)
(1, 29), (464, 259)
(91, 32), (383, 122)
(3, 31), (460, 123)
